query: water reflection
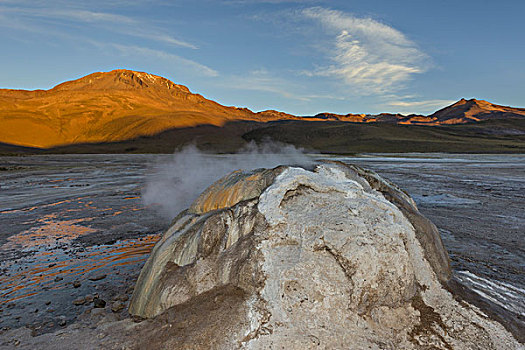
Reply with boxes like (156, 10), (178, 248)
(0, 154), (167, 332)
(0, 234), (159, 305)
(2, 214), (97, 250)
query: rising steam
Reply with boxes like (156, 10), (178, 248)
(142, 142), (312, 219)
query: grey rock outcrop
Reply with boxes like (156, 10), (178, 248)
(129, 162), (520, 349)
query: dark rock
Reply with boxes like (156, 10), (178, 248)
(93, 298), (106, 308)
(58, 316), (67, 327)
(73, 281), (81, 288)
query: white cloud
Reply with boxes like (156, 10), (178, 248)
(302, 7), (429, 94)
(223, 69), (309, 100)
(388, 99), (455, 108)
(0, 5), (197, 49)
(219, 68), (348, 102)
(224, 0), (315, 4)
(383, 99), (455, 114)
(106, 43), (218, 77)
(46, 9), (136, 24)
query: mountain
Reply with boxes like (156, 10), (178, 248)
(428, 98), (525, 124)
(308, 99), (525, 125)
(0, 69), (524, 148)
(0, 70), (300, 148)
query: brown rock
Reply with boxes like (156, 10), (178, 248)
(73, 297), (86, 306)
(88, 274), (106, 281)
(111, 302), (125, 313)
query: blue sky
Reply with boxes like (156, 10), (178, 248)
(1, 0), (524, 115)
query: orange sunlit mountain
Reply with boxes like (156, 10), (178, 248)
(427, 98), (525, 124)
(1, 69), (524, 148)
(309, 99), (525, 125)
(0, 69), (300, 148)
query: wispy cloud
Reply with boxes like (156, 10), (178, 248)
(223, 69), (309, 100)
(0, 5), (197, 49)
(224, 0), (316, 4)
(42, 9), (135, 24)
(220, 68), (348, 102)
(93, 42), (218, 77)
(382, 99), (455, 114)
(301, 7), (429, 95)
(387, 99), (455, 108)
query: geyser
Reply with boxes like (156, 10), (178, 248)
(129, 161), (519, 349)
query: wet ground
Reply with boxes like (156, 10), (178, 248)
(0, 155), (168, 335)
(0, 153), (523, 339)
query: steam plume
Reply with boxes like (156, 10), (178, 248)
(142, 142), (312, 219)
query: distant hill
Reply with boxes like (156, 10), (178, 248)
(0, 69), (524, 149)
(1, 118), (522, 155)
(307, 99), (525, 125)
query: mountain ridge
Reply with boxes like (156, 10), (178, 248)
(428, 98), (525, 123)
(1, 69), (524, 148)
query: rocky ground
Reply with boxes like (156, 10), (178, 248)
(0, 154), (523, 348)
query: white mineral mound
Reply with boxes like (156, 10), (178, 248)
(129, 162), (520, 349)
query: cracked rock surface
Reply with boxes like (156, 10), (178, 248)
(126, 162), (520, 349)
